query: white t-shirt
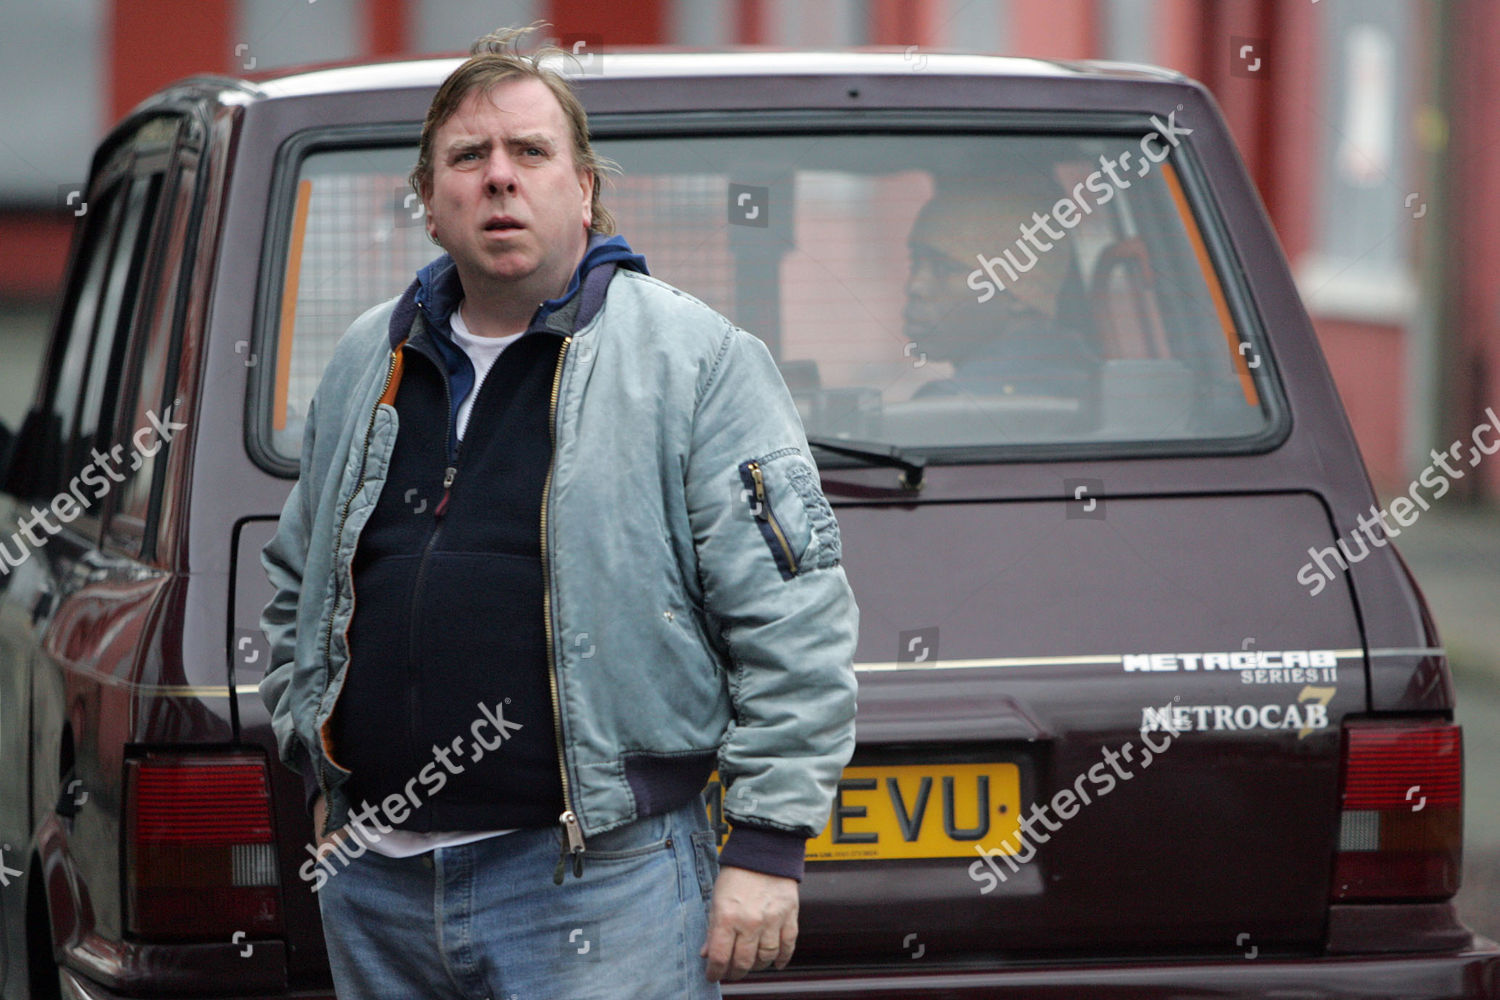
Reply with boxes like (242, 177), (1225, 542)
(449, 303), (525, 441)
(362, 301), (525, 859)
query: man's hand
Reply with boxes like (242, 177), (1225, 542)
(700, 865), (799, 982)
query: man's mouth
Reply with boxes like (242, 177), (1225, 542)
(484, 216), (524, 232)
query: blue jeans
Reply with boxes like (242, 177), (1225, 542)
(316, 798), (723, 999)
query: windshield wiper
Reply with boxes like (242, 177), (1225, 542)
(806, 437), (925, 490)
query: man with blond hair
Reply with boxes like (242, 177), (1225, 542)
(260, 25), (858, 998)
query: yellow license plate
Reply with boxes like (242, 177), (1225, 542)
(705, 763), (1022, 861)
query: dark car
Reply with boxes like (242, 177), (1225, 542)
(1, 49), (1496, 1000)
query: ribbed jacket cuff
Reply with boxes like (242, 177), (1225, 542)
(718, 824), (807, 881)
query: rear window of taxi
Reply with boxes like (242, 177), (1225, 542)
(256, 123), (1282, 470)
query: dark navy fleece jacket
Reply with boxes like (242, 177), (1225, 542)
(328, 237), (647, 831)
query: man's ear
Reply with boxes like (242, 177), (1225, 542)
(420, 180), (437, 243)
(578, 168), (595, 230)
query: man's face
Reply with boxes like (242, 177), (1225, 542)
(903, 204), (1008, 365)
(904, 240), (988, 356)
(903, 187), (1071, 365)
(422, 76), (594, 301)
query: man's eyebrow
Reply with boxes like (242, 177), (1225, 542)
(444, 137), (490, 156)
(441, 133), (558, 158)
(507, 132), (557, 150)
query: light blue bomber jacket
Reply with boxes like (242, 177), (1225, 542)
(258, 252), (859, 880)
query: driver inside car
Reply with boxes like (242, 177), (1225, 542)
(903, 175), (1099, 402)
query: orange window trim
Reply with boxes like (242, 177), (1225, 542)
(273, 179), (313, 432)
(1159, 162), (1260, 409)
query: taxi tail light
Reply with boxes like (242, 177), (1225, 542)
(1332, 719), (1462, 901)
(124, 752), (282, 940)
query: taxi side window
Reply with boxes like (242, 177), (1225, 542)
(23, 118), (177, 558)
(73, 176), (160, 530)
(30, 178), (129, 512)
(105, 153), (196, 560)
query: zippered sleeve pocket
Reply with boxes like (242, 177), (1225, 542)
(736, 448), (842, 581)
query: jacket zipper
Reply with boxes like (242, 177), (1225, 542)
(405, 362), (457, 745)
(543, 335), (585, 884)
(316, 346), (400, 821)
(747, 460), (799, 576)
(435, 359), (459, 517)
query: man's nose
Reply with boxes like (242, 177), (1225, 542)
(908, 261), (938, 297)
(483, 152), (517, 195)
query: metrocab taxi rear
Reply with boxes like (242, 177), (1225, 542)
(3, 48), (1495, 1000)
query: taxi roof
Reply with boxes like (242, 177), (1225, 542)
(237, 49), (1185, 101)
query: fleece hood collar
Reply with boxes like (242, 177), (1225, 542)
(389, 233), (649, 350)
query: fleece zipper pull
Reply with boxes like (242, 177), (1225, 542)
(434, 465), (457, 518)
(552, 809), (587, 884)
